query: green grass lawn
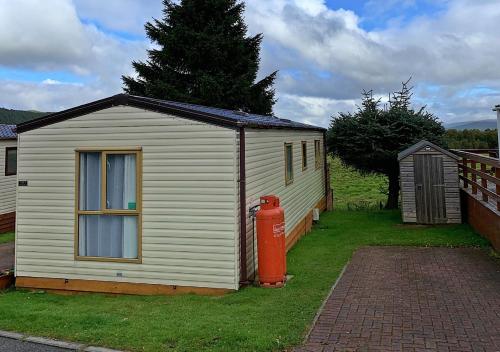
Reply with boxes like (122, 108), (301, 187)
(0, 232), (14, 244)
(330, 157), (388, 209)
(0, 210), (488, 352)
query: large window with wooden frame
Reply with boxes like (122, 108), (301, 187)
(301, 141), (308, 171)
(285, 143), (294, 185)
(76, 149), (142, 263)
(5, 147), (17, 176)
(314, 140), (321, 169)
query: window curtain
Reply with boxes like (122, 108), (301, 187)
(106, 154), (137, 258)
(79, 152), (101, 211)
(79, 153), (137, 259)
(106, 154), (136, 210)
(79, 215), (137, 258)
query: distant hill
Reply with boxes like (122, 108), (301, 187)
(0, 107), (49, 125)
(445, 119), (497, 131)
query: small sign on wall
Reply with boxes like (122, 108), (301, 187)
(18, 180), (28, 187)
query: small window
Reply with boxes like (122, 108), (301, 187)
(301, 141), (308, 171)
(5, 147), (17, 176)
(314, 140), (321, 169)
(76, 149), (141, 262)
(285, 143), (293, 185)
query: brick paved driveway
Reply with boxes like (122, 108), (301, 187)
(296, 247), (500, 352)
(0, 243), (14, 272)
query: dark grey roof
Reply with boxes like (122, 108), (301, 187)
(17, 94), (325, 133)
(138, 95), (324, 131)
(0, 124), (16, 140)
(398, 140), (459, 161)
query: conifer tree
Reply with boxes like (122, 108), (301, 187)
(327, 79), (445, 209)
(123, 0), (277, 114)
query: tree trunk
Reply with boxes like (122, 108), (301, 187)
(385, 172), (400, 209)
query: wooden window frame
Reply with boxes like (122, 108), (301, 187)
(5, 147), (17, 176)
(301, 141), (308, 171)
(284, 143), (294, 186)
(314, 140), (321, 170)
(74, 147), (143, 264)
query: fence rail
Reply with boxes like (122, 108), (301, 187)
(452, 149), (500, 211)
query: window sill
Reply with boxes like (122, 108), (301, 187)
(75, 256), (142, 264)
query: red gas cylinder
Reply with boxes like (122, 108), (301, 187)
(256, 195), (286, 287)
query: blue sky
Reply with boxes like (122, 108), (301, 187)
(0, 0), (499, 126)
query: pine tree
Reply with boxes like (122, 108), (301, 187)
(123, 0), (277, 115)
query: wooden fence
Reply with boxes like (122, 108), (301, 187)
(453, 149), (500, 211)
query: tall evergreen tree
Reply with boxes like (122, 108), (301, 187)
(123, 0), (277, 114)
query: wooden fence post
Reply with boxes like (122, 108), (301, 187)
(496, 167), (500, 211)
(480, 163), (488, 202)
(462, 157), (468, 188)
(471, 160), (477, 194)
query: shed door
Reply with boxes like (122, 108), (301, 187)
(414, 155), (447, 224)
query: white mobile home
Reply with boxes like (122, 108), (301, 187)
(0, 124), (17, 233)
(14, 94), (328, 295)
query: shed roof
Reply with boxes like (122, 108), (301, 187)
(16, 94), (325, 133)
(397, 140), (459, 161)
(0, 124), (17, 140)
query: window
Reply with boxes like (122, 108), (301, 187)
(76, 149), (142, 262)
(301, 141), (308, 171)
(314, 140), (321, 169)
(284, 143), (293, 185)
(5, 147), (17, 176)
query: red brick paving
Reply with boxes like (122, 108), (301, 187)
(0, 242), (14, 272)
(295, 247), (500, 352)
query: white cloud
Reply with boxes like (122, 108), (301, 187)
(245, 0), (500, 124)
(0, 0), (149, 111)
(0, 0), (89, 70)
(0, 80), (105, 112)
(42, 79), (63, 85)
(276, 94), (358, 127)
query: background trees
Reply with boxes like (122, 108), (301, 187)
(444, 129), (498, 149)
(123, 0), (277, 115)
(327, 81), (445, 209)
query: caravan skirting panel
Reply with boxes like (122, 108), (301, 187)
(0, 212), (15, 234)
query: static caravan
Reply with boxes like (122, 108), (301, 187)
(14, 94), (329, 295)
(0, 124), (17, 233)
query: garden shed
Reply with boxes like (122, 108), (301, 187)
(0, 124), (17, 233)
(14, 94), (329, 295)
(398, 140), (461, 224)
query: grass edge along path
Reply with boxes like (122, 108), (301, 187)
(0, 210), (490, 352)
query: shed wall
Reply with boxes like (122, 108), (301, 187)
(15, 106), (239, 290)
(400, 146), (461, 224)
(0, 139), (17, 215)
(244, 129), (325, 277)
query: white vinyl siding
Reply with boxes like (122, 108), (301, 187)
(244, 129), (325, 276)
(0, 139), (17, 215)
(15, 106), (239, 290)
